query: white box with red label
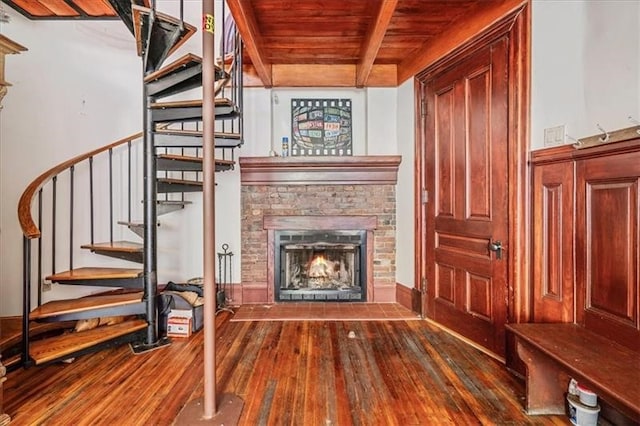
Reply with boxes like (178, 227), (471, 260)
(167, 309), (193, 338)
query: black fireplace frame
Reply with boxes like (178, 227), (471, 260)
(274, 230), (367, 302)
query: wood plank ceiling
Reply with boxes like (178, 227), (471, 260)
(3, 0), (524, 87)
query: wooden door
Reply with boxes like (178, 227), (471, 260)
(421, 37), (509, 356)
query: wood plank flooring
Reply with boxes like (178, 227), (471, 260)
(232, 302), (421, 321)
(3, 312), (569, 425)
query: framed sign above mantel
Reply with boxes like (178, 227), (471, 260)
(291, 98), (353, 157)
(238, 155), (401, 185)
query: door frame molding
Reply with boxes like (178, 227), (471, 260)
(414, 3), (531, 326)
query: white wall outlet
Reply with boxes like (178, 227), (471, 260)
(544, 124), (566, 147)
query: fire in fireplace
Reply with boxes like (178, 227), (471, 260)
(275, 230), (366, 301)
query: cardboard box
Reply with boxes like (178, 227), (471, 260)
(169, 309), (193, 320)
(159, 294), (204, 333)
(167, 310), (193, 338)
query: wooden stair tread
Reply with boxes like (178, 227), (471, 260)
(30, 319), (147, 365)
(144, 53), (202, 83)
(157, 154), (234, 167)
(215, 159), (235, 166)
(154, 128), (241, 139)
(30, 292), (144, 320)
(47, 267), (143, 282)
(157, 178), (203, 186)
(157, 153), (202, 163)
(1, 317), (75, 351)
(2, 353), (21, 369)
(131, 5), (196, 59)
(215, 131), (241, 139)
(219, 52), (235, 66)
(131, 5), (147, 57)
(158, 200), (192, 205)
(118, 220), (144, 227)
(81, 241), (143, 253)
(151, 98), (232, 109)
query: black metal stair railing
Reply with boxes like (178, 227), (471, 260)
(218, 6), (244, 151)
(18, 133), (145, 365)
(15, 0), (246, 365)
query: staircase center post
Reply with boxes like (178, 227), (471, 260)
(143, 75), (158, 346)
(202, 0), (217, 418)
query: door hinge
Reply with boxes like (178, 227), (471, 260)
(421, 277), (427, 293)
(421, 188), (429, 204)
(421, 100), (427, 117)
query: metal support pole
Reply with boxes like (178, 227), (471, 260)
(176, 3), (242, 422)
(143, 70), (158, 346)
(22, 236), (31, 366)
(202, 0), (217, 418)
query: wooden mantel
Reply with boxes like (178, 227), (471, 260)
(0, 34), (27, 108)
(239, 155), (401, 185)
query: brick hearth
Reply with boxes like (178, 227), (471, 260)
(239, 156), (401, 304)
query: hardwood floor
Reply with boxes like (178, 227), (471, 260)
(4, 312), (569, 425)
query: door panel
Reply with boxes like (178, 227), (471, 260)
(531, 161), (575, 323)
(424, 37), (509, 356)
(435, 86), (455, 218)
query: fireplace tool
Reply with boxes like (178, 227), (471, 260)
(216, 243), (235, 315)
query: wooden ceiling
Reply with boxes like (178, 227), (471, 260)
(3, 0), (526, 87)
(2, 0), (116, 19)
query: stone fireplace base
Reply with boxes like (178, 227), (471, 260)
(239, 155), (401, 304)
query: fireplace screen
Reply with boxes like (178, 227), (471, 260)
(275, 230), (366, 302)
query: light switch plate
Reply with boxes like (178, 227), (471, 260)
(544, 125), (566, 147)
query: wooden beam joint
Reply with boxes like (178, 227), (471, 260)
(226, 0), (272, 87)
(356, 0), (398, 87)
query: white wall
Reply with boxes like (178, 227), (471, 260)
(366, 88), (397, 155)
(0, 3), (399, 315)
(0, 9), (141, 315)
(240, 87), (398, 157)
(0, 1), (233, 315)
(395, 79), (415, 288)
(531, 0), (640, 149)
(3, 0), (638, 315)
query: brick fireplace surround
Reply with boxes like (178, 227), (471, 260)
(239, 155), (401, 304)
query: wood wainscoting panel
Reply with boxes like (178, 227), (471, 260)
(531, 161), (574, 322)
(576, 150), (640, 353)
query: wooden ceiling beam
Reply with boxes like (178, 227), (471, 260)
(397, 0), (527, 83)
(239, 64), (397, 88)
(226, 0), (273, 87)
(356, 0), (398, 88)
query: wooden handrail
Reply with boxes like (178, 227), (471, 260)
(18, 131), (143, 239)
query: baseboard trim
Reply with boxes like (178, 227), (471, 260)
(396, 283), (421, 315)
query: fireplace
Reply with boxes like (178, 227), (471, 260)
(239, 155), (401, 304)
(275, 230), (366, 302)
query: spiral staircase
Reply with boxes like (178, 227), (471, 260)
(2, 0), (243, 369)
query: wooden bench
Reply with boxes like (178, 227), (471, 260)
(506, 323), (640, 423)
